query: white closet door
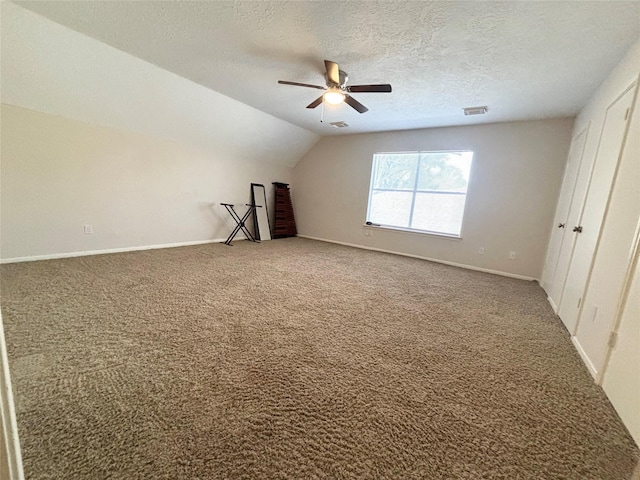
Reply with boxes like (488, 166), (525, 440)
(541, 128), (588, 296)
(547, 127), (596, 310)
(573, 88), (639, 379)
(558, 84), (637, 334)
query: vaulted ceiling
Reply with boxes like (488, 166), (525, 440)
(12, 1), (640, 135)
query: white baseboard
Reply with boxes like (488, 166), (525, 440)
(0, 312), (25, 480)
(547, 296), (559, 313)
(298, 235), (538, 282)
(571, 336), (598, 380)
(0, 237), (239, 264)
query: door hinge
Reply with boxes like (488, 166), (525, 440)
(608, 331), (618, 348)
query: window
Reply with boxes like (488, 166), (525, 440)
(366, 151), (473, 237)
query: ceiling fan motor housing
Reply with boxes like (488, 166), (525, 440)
(326, 70), (349, 88)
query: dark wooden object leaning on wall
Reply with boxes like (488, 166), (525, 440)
(272, 182), (297, 238)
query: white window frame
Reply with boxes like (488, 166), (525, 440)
(365, 150), (474, 238)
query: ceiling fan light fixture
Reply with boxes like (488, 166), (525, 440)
(324, 88), (345, 105)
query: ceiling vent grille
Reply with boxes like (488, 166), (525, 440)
(463, 106), (488, 116)
(330, 121), (349, 128)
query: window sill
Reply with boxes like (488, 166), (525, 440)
(363, 223), (462, 240)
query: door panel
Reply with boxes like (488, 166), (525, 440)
(558, 84), (636, 333)
(574, 87), (639, 378)
(541, 128), (588, 295)
(547, 127), (597, 308)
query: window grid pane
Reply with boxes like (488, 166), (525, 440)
(412, 192), (467, 235)
(372, 154), (418, 190)
(369, 190), (413, 228)
(368, 151), (473, 236)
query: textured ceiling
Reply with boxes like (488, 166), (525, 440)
(14, 1), (640, 136)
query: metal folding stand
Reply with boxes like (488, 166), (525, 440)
(220, 203), (261, 246)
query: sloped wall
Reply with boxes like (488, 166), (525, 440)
(0, 3), (318, 260)
(0, 3), (318, 169)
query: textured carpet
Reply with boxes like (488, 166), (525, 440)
(1, 238), (638, 479)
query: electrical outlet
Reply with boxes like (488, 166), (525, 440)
(509, 251), (516, 260)
(478, 247), (485, 255)
(84, 224), (94, 235)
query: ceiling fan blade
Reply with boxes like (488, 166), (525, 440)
(344, 94), (368, 113)
(306, 96), (324, 109)
(348, 84), (392, 93)
(278, 80), (325, 90)
(324, 60), (340, 86)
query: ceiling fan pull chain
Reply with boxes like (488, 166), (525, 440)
(320, 99), (324, 123)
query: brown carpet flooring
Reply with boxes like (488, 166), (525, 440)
(1, 238), (638, 479)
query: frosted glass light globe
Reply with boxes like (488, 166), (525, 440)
(324, 89), (345, 105)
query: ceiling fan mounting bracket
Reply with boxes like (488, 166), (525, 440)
(326, 70), (348, 88)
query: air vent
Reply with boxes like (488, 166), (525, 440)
(463, 106), (488, 116)
(330, 121), (349, 128)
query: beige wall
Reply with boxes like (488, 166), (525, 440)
(292, 118), (573, 279)
(0, 105), (291, 261)
(574, 39), (640, 137)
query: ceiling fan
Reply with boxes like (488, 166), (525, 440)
(278, 60), (392, 114)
